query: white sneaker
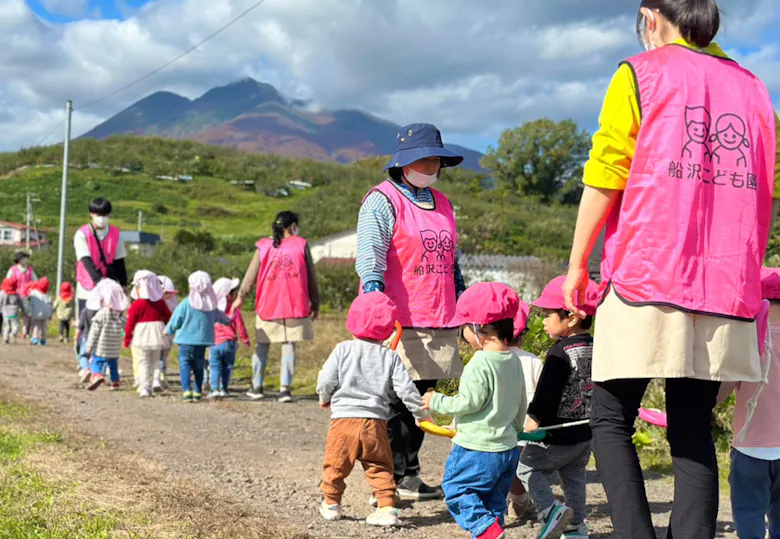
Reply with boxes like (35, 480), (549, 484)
(152, 380), (163, 392)
(206, 392), (220, 400)
(218, 389), (228, 398)
(139, 386), (152, 398)
(563, 523), (589, 538)
(319, 500), (341, 521)
(538, 501), (574, 539)
(368, 493), (401, 508)
(366, 507), (401, 527)
(246, 388), (265, 400)
(79, 369), (92, 383)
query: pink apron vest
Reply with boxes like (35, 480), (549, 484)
(76, 224), (120, 291)
(255, 236), (311, 320)
(363, 181), (457, 328)
(10, 266), (33, 298)
(601, 45), (777, 320)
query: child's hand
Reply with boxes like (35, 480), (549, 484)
(415, 413), (435, 427)
(421, 391), (435, 410)
(524, 417), (540, 433)
(320, 401), (331, 409)
(86, 348), (92, 356)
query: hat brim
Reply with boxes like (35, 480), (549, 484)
(383, 146), (464, 171)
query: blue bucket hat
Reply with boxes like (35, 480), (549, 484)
(383, 123), (464, 171)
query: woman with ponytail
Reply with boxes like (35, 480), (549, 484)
(562, 1), (780, 537)
(235, 211), (320, 403)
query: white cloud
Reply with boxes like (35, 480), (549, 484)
(1, 0), (778, 151)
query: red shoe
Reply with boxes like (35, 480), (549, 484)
(88, 374), (105, 391)
(110, 381), (120, 391)
(477, 519), (504, 539)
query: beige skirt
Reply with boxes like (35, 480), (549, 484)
(388, 328), (462, 381)
(593, 289), (761, 383)
(255, 316), (314, 344)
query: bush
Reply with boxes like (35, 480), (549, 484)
(316, 260), (359, 312)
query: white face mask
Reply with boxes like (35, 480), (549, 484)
(405, 169), (439, 189)
(92, 216), (109, 229)
(472, 323), (483, 349)
(640, 10), (657, 51)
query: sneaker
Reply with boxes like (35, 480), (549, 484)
(59, 336), (64, 343)
(563, 523), (589, 539)
(152, 380), (163, 392)
(79, 369), (92, 383)
(206, 391), (220, 400)
(537, 501), (574, 539)
(40, 339), (46, 346)
(507, 492), (530, 519)
(246, 388), (265, 400)
(366, 507), (401, 527)
(218, 389), (228, 398)
(139, 386), (152, 398)
(319, 500), (341, 521)
(278, 390), (293, 403)
(110, 382), (120, 391)
(477, 518), (505, 539)
(132, 378), (140, 390)
(87, 374), (105, 391)
(368, 492), (401, 508)
(30, 338), (39, 346)
(193, 392), (202, 402)
(396, 475), (443, 501)
(183, 391), (194, 403)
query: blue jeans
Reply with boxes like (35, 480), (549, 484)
(252, 342), (296, 390)
(179, 345), (207, 395)
(730, 449), (780, 539)
(77, 336), (90, 371)
(209, 341), (236, 392)
(442, 444), (520, 537)
(90, 356), (119, 382)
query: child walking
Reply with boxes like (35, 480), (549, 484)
(423, 282), (527, 539)
(86, 280), (128, 391)
(719, 267), (780, 539)
(0, 277), (28, 344)
(517, 276), (596, 539)
(28, 277), (53, 346)
(165, 272), (229, 403)
(53, 282), (75, 343)
(317, 292), (430, 527)
(209, 278), (250, 399)
(75, 287), (101, 383)
(158, 276), (178, 385)
(507, 301), (544, 519)
(125, 271), (172, 397)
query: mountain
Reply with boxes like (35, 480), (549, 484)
(80, 79), (485, 170)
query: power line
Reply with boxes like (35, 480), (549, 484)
(78, 0), (271, 112)
(35, 117), (67, 147)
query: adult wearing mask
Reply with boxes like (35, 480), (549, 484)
(74, 198), (128, 314)
(562, 1), (779, 538)
(7, 251), (37, 338)
(356, 123), (466, 501)
(235, 211), (319, 403)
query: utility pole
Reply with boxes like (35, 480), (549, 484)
(25, 193), (31, 250)
(138, 211), (143, 233)
(56, 101), (73, 293)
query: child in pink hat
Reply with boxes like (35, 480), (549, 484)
(517, 275), (597, 539)
(316, 292), (431, 527)
(422, 282), (527, 539)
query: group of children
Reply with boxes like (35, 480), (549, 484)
(1, 273), (73, 346)
(75, 270), (249, 402)
(316, 271), (780, 539)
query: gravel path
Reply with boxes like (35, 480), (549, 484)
(0, 344), (738, 538)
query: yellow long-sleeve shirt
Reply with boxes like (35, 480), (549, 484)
(583, 39), (780, 198)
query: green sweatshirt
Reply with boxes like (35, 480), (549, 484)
(429, 350), (526, 452)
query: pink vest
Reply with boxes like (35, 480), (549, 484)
(600, 45), (777, 320)
(10, 266), (33, 298)
(255, 236), (310, 320)
(76, 224), (120, 291)
(363, 181), (457, 328)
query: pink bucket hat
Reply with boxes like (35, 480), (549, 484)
(532, 276), (600, 316)
(513, 301), (531, 339)
(449, 282), (520, 327)
(761, 267), (780, 300)
(347, 293), (398, 341)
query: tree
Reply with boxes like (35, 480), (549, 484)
(481, 118), (590, 203)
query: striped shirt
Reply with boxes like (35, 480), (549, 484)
(87, 308), (127, 359)
(356, 180), (466, 295)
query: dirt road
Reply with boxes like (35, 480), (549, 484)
(0, 344), (737, 538)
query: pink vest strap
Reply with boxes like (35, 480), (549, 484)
(362, 181), (457, 328)
(76, 224), (120, 291)
(600, 45), (777, 320)
(255, 236), (311, 320)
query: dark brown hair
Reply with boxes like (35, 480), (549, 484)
(637, 0), (720, 49)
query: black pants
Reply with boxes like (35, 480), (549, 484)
(59, 320), (70, 339)
(591, 378), (720, 539)
(388, 379), (438, 482)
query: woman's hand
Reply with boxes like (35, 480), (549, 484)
(563, 265), (589, 319)
(524, 417), (540, 433)
(311, 310), (319, 321)
(232, 296), (243, 312)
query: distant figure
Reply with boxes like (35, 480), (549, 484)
(52, 282), (75, 343)
(6, 251), (37, 338)
(27, 277), (53, 346)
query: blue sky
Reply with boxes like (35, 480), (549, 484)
(6, 0), (780, 153)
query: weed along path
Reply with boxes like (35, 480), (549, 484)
(0, 344), (737, 539)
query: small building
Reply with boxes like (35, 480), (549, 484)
(459, 254), (558, 302)
(310, 229), (358, 264)
(120, 231), (161, 257)
(288, 180), (313, 190)
(0, 221), (47, 248)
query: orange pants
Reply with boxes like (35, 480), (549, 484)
(321, 418), (396, 507)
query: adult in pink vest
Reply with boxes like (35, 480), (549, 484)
(6, 251), (37, 338)
(235, 211), (320, 404)
(356, 123), (465, 501)
(562, 1), (779, 537)
(74, 198), (128, 315)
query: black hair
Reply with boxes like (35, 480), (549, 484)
(475, 318), (515, 345)
(556, 309), (594, 331)
(509, 327), (529, 347)
(272, 211), (299, 248)
(637, 0), (720, 49)
(388, 168), (403, 183)
(14, 251), (29, 263)
(89, 198), (112, 216)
